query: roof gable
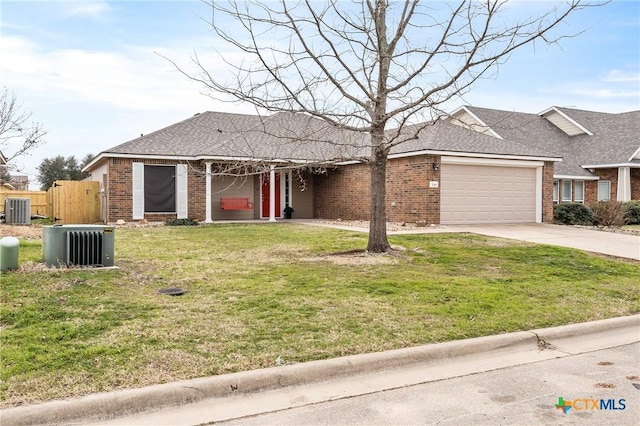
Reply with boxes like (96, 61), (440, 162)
(449, 106), (503, 139)
(538, 107), (592, 136)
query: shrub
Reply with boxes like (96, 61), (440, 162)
(165, 218), (199, 226)
(623, 200), (640, 225)
(590, 201), (626, 227)
(553, 203), (595, 225)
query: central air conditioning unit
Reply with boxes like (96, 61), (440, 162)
(42, 225), (115, 268)
(4, 198), (31, 225)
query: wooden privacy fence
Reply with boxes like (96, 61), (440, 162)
(0, 189), (48, 217)
(47, 180), (101, 224)
(1, 180), (101, 224)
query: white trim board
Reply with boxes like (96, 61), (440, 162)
(582, 163), (640, 169)
(441, 156), (544, 168)
(554, 175), (600, 181)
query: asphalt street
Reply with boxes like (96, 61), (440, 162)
(220, 343), (640, 426)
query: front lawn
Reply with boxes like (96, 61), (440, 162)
(1, 223), (638, 406)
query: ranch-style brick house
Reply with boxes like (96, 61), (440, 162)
(83, 106), (639, 225)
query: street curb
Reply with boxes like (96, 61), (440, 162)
(530, 314), (640, 341)
(2, 315), (638, 426)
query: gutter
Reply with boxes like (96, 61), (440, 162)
(82, 152), (335, 173)
(582, 162), (640, 169)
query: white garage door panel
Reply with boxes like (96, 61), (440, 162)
(441, 164), (536, 224)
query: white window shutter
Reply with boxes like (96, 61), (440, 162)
(176, 164), (188, 219)
(132, 162), (144, 219)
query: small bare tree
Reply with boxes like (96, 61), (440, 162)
(0, 87), (46, 170)
(182, 0), (596, 252)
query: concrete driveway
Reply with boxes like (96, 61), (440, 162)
(444, 224), (640, 261)
(306, 220), (640, 261)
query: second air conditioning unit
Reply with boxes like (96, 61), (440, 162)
(42, 225), (115, 268)
(4, 198), (31, 225)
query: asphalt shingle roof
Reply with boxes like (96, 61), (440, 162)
(389, 120), (557, 159)
(101, 110), (561, 166)
(464, 106), (640, 177)
(106, 111), (364, 162)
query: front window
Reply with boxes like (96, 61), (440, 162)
(574, 181), (584, 203)
(561, 180), (572, 203)
(145, 165), (176, 213)
(598, 181), (611, 201)
(553, 180), (559, 204)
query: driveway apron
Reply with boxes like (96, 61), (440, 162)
(448, 224), (640, 261)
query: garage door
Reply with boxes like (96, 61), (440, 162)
(441, 163), (536, 224)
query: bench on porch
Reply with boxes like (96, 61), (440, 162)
(220, 197), (254, 210)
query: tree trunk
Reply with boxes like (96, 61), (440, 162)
(367, 142), (390, 253)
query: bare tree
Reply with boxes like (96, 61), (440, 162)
(0, 87), (46, 170)
(181, 0), (596, 252)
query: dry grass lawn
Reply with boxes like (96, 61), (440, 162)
(1, 222), (638, 407)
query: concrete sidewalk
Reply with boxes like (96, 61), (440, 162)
(221, 343), (640, 425)
(2, 315), (638, 426)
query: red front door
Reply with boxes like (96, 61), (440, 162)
(261, 173), (281, 218)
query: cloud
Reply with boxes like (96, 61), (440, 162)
(564, 87), (639, 100)
(0, 31), (259, 181)
(0, 34), (241, 112)
(601, 69), (640, 83)
(60, 1), (111, 18)
(562, 68), (640, 101)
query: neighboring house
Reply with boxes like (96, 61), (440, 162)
(450, 106), (640, 205)
(9, 175), (29, 190)
(0, 151), (31, 190)
(84, 109), (561, 225)
(0, 151), (14, 190)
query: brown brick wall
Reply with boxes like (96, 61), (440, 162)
(314, 155), (442, 224)
(632, 168), (640, 200)
(107, 158), (133, 222)
(542, 162), (554, 222)
(314, 163), (371, 220)
(584, 180), (598, 205)
(386, 156), (440, 224)
(189, 162), (206, 221)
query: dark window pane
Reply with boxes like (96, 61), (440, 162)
(145, 165), (175, 212)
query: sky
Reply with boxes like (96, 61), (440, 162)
(1, 0), (639, 188)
